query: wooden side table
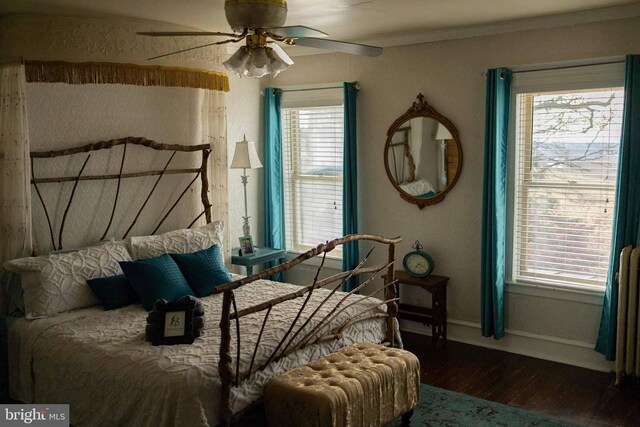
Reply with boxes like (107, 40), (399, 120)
(393, 271), (448, 348)
(231, 247), (286, 276)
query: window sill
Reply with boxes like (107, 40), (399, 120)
(285, 250), (343, 271)
(505, 281), (605, 306)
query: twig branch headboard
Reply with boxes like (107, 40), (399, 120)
(30, 137), (212, 253)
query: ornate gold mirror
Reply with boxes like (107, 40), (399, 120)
(384, 93), (462, 209)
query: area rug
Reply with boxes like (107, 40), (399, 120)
(235, 383), (580, 426)
(385, 384), (580, 427)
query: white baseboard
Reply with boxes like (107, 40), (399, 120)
(400, 318), (614, 373)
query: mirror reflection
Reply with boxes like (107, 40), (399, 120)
(384, 93), (462, 208)
(387, 117), (456, 198)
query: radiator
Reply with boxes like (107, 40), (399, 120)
(615, 245), (640, 386)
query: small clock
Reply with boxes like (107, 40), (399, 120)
(402, 240), (434, 277)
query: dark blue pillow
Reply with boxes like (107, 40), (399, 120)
(119, 254), (194, 311)
(416, 191), (436, 198)
(171, 244), (233, 297)
(87, 274), (139, 310)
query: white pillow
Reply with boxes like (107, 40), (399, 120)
(128, 220), (225, 260)
(3, 240), (132, 319)
(400, 179), (436, 196)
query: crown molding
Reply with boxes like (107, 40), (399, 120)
(290, 3), (640, 57)
(6, 3), (639, 60)
(371, 3), (640, 48)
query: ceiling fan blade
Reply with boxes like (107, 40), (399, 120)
(137, 31), (238, 37)
(147, 38), (240, 60)
(268, 26), (328, 38)
(293, 37), (382, 57)
(270, 43), (294, 65)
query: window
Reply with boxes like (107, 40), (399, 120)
(281, 88), (344, 257)
(509, 64), (625, 290)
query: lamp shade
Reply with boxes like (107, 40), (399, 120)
(223, 46), (251, 77)
(269, 44), (294, 77)
(231, 137), (263, 169)
(434, 123), (453, 140)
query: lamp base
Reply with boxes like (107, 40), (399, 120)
(242, 216), (251, 239)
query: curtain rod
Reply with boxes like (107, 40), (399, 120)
(278, 82), (359, 93)
(281, 86), (343, 93)
(512, 60), (625, 74)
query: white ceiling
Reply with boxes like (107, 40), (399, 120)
(2, 0), (639, 54)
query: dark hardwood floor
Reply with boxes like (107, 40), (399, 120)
(402, 332), (640, 426)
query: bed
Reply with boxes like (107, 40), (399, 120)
(8, 270), (396, 426)
(3, 137), (402, 427)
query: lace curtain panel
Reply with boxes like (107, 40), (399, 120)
(201, 89), (230, 263)
(0, 63), (32, 314)
(0, 67), (230, 310)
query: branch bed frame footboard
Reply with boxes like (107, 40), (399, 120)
(214, 234), (402, 426)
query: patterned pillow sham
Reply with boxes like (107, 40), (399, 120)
(119, 254), (194, 311)
(170, 244), (233, 297)
(128, 220), (225, 260)
(3, 240), (132, 318)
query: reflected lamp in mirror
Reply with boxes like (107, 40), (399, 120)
(230, 136), (263, 240)
(384, 93), (462, 209)
(434, 123), (453, 192)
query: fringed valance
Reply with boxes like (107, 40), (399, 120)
(24, 61), (230, 92)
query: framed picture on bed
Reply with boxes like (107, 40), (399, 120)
(146, 296), (204, 346)
(164, 310), (187, 337)
(239, 236), (255, 256)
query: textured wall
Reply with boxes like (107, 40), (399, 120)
(0, 15), (224, 70)
(264, 17), (640, 347)
(0, 14), (242, 253)
(26, 83), (210, 253)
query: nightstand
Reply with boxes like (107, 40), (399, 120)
(393, 271), (448, 348)
(231, 247), (286, 276)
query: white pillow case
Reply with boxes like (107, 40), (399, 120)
(128, 220), (225, 260)
(3, 240), (132, 319)
(400, 178), (436, 196)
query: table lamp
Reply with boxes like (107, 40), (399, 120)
(230, 135), (263, 241)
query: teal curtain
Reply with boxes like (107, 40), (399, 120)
(595, 55), (640, 360)
(342, 82), (359, 292)
(263, 88), (285, 282)
(481, 68), (512, 340)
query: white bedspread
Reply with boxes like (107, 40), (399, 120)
(8, 279), (389, 427)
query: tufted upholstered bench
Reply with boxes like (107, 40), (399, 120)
(264, 342), (420, 427)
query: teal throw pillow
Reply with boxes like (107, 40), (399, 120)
(171, 244), (233, 297)
(87, 274), (139, 310)
(119, 254), (194, 311)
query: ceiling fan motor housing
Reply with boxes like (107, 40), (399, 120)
(225, 0), (288, 31)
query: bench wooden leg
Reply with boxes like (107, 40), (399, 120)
(401, 408), (414, 426)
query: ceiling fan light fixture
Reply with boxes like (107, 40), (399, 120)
(247, 47), (272, 78)
(267, 45), (293, 77)
(141, 0), (383, 67)
(225, 42), (293, 79)
(223, 46), (251, 77)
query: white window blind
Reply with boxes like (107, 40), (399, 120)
(282, 103), (344, 257)
(512, 86), (624, 289)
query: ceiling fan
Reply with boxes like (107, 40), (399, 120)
(137, 0), (383, 78)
